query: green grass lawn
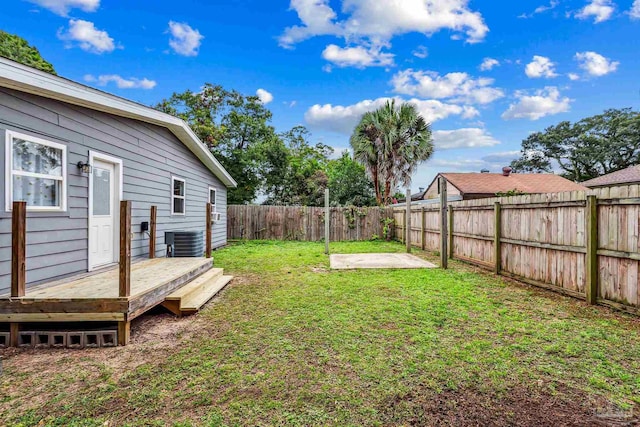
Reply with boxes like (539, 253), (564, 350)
(1, 240), (639, 426)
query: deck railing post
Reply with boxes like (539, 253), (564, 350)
(11, 201), (26, 297)
(494, 201), (502, 275)
(119, 200), (131, 298)
(149, 205), (157, 259)
(206, 202), (212, 258)
(406, 189), (412, 253)
(586, 195), (598, 304)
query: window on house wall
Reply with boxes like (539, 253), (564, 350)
(209, 187), (217, 211)
(5, 130), (67, 211)
(171, 176), (186, 215)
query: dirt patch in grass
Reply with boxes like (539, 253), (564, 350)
(382, 385), (639, 427)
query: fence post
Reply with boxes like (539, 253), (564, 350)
(149, 205), (157, 259)
(406, 189), (412, 253)
(324, 188), (330, 254)
(439, 177), (448, 269)
(119, 200), (131, 298)
(494, 201), (502, 275)
(448, 206), (454, 259)
(586, 195), (598, 304)
(420, 207), (426, 250)
(206, 202), (212, 258)
(11, 201), (26, 298)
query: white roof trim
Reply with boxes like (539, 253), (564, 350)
(0, 57), (237, 188)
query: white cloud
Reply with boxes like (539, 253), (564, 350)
(279, 0), (489, 55)
(502, 87), (572, 120)
(305, 97), (478, 134)
(84, 74), (156, 89)
(479, 57), (499, 71)
(58, 19), (116, 54)
(575, 0), (616, 23)
(631, 0), (640, 18)
(568, 73), (580, 81)
(168, 21), (203, 57)
(27, 0), (99, 16)
(525, 55), (558, 78)
(256, 88), (274, 104)
(574, 51), (619, 76)
(322, 44), (394, 68)
(519, 0), (559, 18)
(391, 69), (504, 105)
(412, 45), (429, 59)
(432, 128), (501, 149)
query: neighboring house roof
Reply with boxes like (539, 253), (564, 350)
(581, 165), (640, 188)
(398, 190), (427, 202)
(0, 57), (237, 188)
(428, 172), (586, 196)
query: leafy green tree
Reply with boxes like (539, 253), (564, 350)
(350, 100), (433, 205)
(327, 151), (375, 206)
(156, 84), (277, 203)
(510, 108), (640, 182)
(0, 31), (56, 74)
(262, 126), (332, 206)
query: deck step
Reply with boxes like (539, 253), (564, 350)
(180, 275), (233, 315)
(164, 268), (224, 301)
(161, 269), (232, 316)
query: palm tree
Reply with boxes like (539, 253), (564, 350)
(350, 100), (433, 205)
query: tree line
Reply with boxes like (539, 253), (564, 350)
(155, 84), (386, 206)
(510, 108), (640, 182)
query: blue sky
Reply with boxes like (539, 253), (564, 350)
(2, 0), (639, 192)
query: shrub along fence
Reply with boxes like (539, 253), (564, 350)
(393, 184), (640, 316)
(227, 205), (395, 241)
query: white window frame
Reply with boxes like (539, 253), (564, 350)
(171, 176), (186, 215)
(209, 186), (217, 212)
(5, 130), (67, 212)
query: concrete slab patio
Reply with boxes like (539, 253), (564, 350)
(329, 253), (437, 270)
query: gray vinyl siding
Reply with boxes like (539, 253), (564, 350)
(0, 87), (228, 295)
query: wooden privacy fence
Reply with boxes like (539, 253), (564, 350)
(227, 205), (394, 241)
(393, 185), (640, 316)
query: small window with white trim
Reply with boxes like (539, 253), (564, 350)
(209, 187), (217, 212)
(5, 130), (67, 211)
(171, 176), (186, 215)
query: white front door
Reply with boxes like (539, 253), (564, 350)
(89, 159), (117, 269)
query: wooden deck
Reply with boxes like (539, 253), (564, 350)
(0, 257), (213, 324)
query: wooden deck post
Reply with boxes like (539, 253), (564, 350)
(494, 201), (502, 275)
(119, 200), (131, 298)
(11, 201), (26, 297)
(420, 207), (426, 250)
(439, 177), (448, 269)
(324, 188), (330, 254)
(9, 323), (19, 347)
(206, 202), (212, 258)
(406, 189), (412, 253)
(149, 205), (157, 259)
(118, 319), (130, 346)
(586, 195), (598, 304)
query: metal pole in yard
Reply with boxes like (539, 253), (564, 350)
(324, 188), (330, 254)
(439, 177), (448, 269)
(406, 188), (412, 253)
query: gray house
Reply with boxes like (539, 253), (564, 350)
(0, 58), (237, 345)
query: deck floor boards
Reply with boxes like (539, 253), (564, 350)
(8, 258), (213, 300)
